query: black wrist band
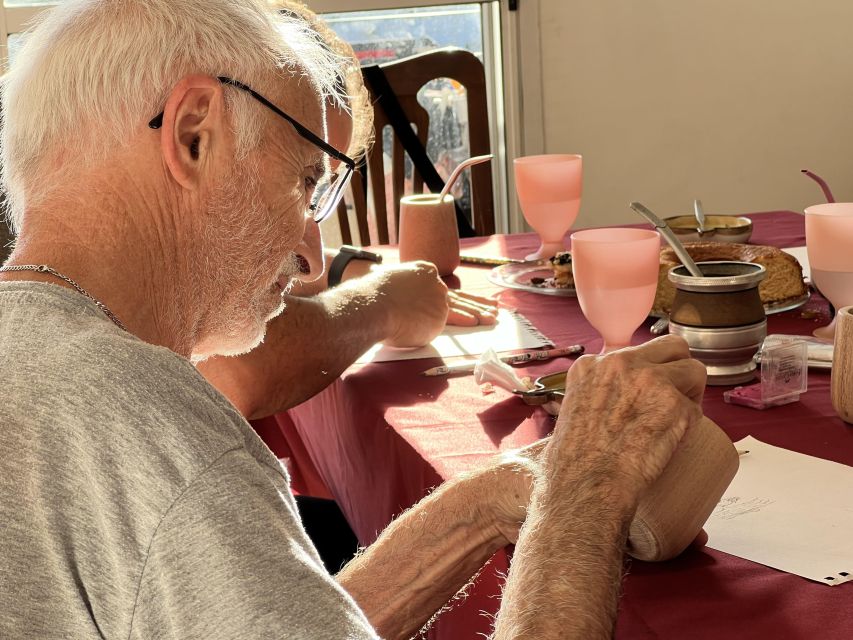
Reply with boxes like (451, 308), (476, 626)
(327, 245), (383, 288)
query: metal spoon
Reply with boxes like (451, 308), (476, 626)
(694, 199), (707, 235)
(650, 316), (670, 335)
(630, 201), (704, 278)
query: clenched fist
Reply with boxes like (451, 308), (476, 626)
(544, 335), (706, 508)
(370, 261), (450, 348)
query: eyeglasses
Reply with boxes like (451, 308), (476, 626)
(148, 76), (355, 223)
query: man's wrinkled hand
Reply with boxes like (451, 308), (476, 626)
(477, 440), (548, 545)
(446, 290), (498, 327)
(373, 261), (449, 348)
(543, 335), (707, 507)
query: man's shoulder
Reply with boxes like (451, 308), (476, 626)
(66, 315), (238, 424)
(0, 280), (249, 470)
(0, 283), (277, 640)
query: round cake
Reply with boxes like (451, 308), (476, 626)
(653, 242), (807, 316)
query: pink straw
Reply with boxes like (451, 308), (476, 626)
(801, 169), (836, 203)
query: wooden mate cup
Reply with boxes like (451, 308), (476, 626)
(831, 306), (853, 423)
(398, 193), (460, 276)
(668, 261), (767, 385)
(524, 371), (739, 562)
(628, 416), (739, 561)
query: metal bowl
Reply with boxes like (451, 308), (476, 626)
(663, 215), (753, 244)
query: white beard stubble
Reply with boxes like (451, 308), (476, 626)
(190, 157), (300, 361)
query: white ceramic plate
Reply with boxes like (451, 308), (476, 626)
(488, 260), (576, 297)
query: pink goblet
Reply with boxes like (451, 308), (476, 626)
(571, 228), (660, 353)
(514, 154), (582, 261)
(805, 203), (853, 341)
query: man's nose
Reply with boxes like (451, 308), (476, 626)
(292, 217), (325, 283)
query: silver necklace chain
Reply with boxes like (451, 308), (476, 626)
(0, 264), (128, 332)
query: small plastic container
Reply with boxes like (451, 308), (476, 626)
(724, 338), (808, 410)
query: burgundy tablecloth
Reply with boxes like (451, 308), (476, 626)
(281, 211), (853, 639)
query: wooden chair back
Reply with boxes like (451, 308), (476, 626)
(335, 47), (494, 246)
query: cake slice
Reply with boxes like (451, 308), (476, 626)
(548, 251), (574, 288)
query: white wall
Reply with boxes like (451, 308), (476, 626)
(535, 0), (853, 229)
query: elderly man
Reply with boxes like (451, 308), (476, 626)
(196, 3), (498, 417)
(0, 1), (706, 639)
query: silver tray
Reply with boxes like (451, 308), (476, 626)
(763, 291), (812, 315)
(488, 260), (576, 297)
(651, 291), (811, 322)
(489, 262), (810, 315)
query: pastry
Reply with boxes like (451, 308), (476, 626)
(547, 251), (573, 288)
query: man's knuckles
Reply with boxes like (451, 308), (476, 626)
(650, 334), (692, 357)
(685, 357), (708, 386)
(411, 260), (439, 278)
(625, 334), (691, 365)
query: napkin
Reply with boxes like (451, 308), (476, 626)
(474, 348), (529, 392)
(761, 334), (833, 364)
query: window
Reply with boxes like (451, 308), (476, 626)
(319, 4), (492, 246)
(1, 0), (530, 237)
(324, 5), (483, 64)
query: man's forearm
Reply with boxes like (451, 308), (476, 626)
(336, 470), (516, 640)
(199, 279), (390, 419)
(493, 466), (635, 639)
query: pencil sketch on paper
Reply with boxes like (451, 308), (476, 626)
(712, 496), (776, 520)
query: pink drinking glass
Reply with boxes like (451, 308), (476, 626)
(571, 228), (661, 353)
(514, 154), (583, 261)
(805, 203), (853, 341)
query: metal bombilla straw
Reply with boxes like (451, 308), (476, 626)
(630, 201), (704, 278)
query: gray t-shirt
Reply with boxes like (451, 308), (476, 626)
(0, 281), (379, 639)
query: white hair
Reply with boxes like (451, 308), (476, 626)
(1, 0), (346, 233)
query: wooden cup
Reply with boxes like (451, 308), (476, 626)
(831, 306), (853, 423)
(398, 194), (460, 276)
(628, 416), (739, 561)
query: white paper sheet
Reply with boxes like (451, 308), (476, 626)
(783, 246), (811, 281)
(355, 308), (551, 364)
(705, 436), (853, 586)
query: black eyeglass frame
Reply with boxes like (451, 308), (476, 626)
(148, 76), (355, 223)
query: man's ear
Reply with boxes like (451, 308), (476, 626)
(157, 75), (228, 190)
